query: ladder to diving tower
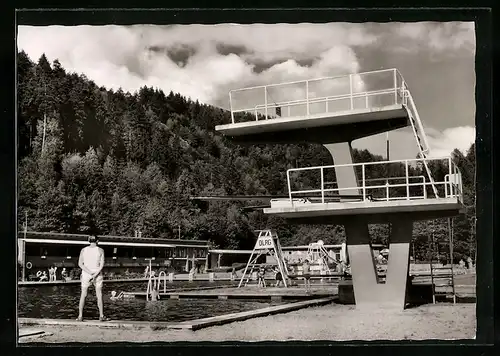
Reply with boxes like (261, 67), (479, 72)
(401, 83), (440, 199)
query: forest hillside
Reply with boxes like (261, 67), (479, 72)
(17, 51), (476, 262)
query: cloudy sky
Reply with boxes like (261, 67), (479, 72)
(17, 22), (476, 160)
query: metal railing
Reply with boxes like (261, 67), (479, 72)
(285, 157), (463, 206)
(228, 68), (406, 124)
(157, 271), (167, 293)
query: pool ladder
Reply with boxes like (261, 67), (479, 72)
(146, 271), (168, 301)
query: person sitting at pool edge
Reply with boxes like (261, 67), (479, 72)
(76, 234), (110, 321)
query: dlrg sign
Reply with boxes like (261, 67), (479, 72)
(255, 236), (274, 250)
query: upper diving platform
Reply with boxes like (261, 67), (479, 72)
(216, 68), (412, 144)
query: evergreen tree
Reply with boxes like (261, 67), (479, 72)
(15, 53), (477, 252)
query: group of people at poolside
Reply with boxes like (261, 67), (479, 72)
(256, 259), (314, 291)
(254, 256), (353, 291)
(34, 266), (70, 282)
(46, 234), (352, 321)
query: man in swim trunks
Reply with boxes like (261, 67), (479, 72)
(77, 235), (109, 321)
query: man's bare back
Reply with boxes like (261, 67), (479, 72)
(77, 235), (109, 321)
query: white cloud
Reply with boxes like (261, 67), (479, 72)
(427, 126), (476, 157)
(390, 22), (476, 55)
(17, 23), (475, 163)
(17, 23), (376, 107)
(353, 125), (475, 161)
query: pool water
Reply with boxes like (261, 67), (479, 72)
(18, 281), (289, 322)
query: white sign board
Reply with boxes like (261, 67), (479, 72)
(255, 235), (274, 250)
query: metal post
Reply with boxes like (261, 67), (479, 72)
(264, 86), (268, 120)
(22, 212), (27, 281)
(272, 236), (288, 288)
(429, 226), (436, 304)
(306, 81), (310, 116)
(146, 258), (153, 301)
(239, 249), (256, 288)
(402, 81), (407, 106)
(423, 174), (428, 199)
(386, 182), (390, 201)
(21, 239), (26, 282)
(320, 167), (325, 203)
(386, 132), (390, 161)
(448, 218), (456, 304)
(393, 69), (398, 104)
(448, 158), (453, 198)
(405, 160), (410, 200)
(362, 164), (366, 200)
(349, 74), (353, 110)
(229, 91), (234, 124)
(287, 171), (292, 204)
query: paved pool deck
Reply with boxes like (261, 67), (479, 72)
(19, 303), (476, 342)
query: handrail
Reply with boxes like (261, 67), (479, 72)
(229, 68), (405, 124)
(286, 157), (463, 204)
(323, 175), (426, 185)
(240, 88), (403, 120)
(247, 88), (401, 113)
(404, 88), (430, 155)
(229, 68), (401, 94)
(157, 271), (167, 293)
(287, 156), (453, 172)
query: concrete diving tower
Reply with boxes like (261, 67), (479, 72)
(216, 68), (464, 310)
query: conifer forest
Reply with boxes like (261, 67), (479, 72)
(17, 52), (477, 262)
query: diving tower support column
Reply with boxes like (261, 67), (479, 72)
(324, 142), (412, 310)
(323, 143), (360, 197)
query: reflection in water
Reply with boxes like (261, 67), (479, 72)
(18, 281), (288, 322)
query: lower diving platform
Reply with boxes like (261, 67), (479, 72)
(265, 156), (464, 224)
(265, 197), (463, 224)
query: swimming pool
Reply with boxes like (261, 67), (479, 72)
(18, 281), (290, 322)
